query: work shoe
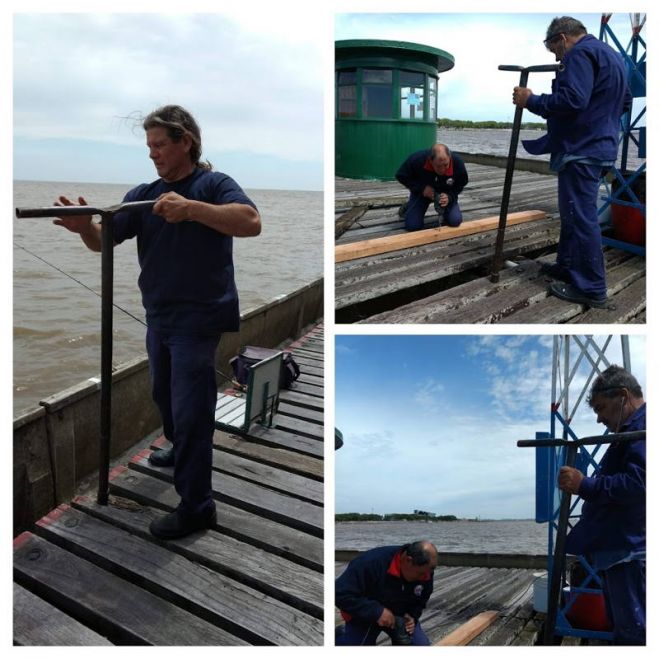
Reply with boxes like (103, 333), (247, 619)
(539, 262), (571, 283)
(149, 506), (217, 539)
(148, 447), (175, 467)
(548, 282), (608, 309)
(397, 203), (408, 219)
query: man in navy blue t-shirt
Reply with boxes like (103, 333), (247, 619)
(558, 365), (645, 644)
(54, 105), (261, 539)
(512, 16), (632, 308)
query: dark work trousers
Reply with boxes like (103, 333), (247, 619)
(146, 328), (221, 518)
(602, 560), (646, 645)
(557, 162), (607, 297)
(335, 620), (430, 646)
(404, 192), (462, 231)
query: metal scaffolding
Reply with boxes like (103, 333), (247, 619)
(598, 13), (647, 256)
(536, 336), (631, 643)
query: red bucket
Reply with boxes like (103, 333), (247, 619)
(611, 203), (646, 246)
(564, 590), (612, 631)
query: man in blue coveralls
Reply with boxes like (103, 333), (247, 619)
(54, 105), (261, 539)
(558, 365), (645, 644)
(396, 143), (468, 231)
(512, 16), (632, 308)
(335, 540), (438, 646)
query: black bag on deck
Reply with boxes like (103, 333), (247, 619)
(230, 346), (301, 389)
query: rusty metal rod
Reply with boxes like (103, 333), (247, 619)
(16, 199), (156, 505)
(490, 64), (561, 282)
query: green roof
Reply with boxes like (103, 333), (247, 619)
(336, 38), (455, 73)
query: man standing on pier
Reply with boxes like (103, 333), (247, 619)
(335, 540), (438, 646)
(558, 365), (645, 644)
(396, 143), (468, 231)
(511, 16), (632, 308)
(54, 104), (261, 540)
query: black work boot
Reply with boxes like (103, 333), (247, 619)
(148, 447), (175, 467)
(149, 506), (217, 540)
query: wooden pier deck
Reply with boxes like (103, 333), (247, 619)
(334, 558), (544, 646)
(335, 166), (646, 324)
(14, 325), (325, 646)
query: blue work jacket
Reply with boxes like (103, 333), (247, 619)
(395, 150), (468, 205)
(335, 545), (434, 624)
(566, 403), (646, 555)
(523, 34), (632, 160)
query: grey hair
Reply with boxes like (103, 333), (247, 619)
(142, 105), (212, 171)
(546, 16), (587, 41)
(587, 365), (643, 406)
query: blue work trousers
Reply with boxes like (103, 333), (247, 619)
(602, 560), (646, 645)
(146, 328), (221, 517)
(404, 192), (462, 232)
(557, 162), (607, 297)
(335, 620), (430, 646)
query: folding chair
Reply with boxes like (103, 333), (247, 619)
(215, 351), (283, 433)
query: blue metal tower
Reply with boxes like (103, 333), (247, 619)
(598, 13), (646, 256)
(528, 336), (635, 643)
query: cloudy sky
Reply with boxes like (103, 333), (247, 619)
(11, 8), (325, 189)
(335, 11), (643, 122)
(335, 334), (646, 520)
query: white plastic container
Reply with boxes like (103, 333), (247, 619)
(533, 573), (548, 613)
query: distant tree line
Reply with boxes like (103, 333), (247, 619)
(437, 118), (546, 130)
(336, 512), (459, 522)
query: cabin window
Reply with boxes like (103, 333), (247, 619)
(361, 69), (393, 118)
(337, 70), (357, 117)
(428, 77), (437, 120)
(399, 70), (426, 120)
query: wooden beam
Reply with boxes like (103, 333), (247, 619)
(435, 611), (499, 646)
(335, 210), (547, 263)
(335, 205), (368, 239)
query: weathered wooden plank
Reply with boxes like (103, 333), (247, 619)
(72, 496), (323, 619)
(108, 467), (323, 571)
(572, 275), (646, 324)
(276, 414), (324, 440)
(14, 533), (246, 646)
(210, 450), (323, 504)
(435, 611), (499, 646)
(279, 388), (324, 411)
(131, 456), (323, 536)
(210, 432), (323, 481)
(278, 401), (323, 425)
(34, 505), (323, 645)
(246, 423), (324, 458)
(286, 380), (323, 399)
(13, 581), (113, 646)
(336, 211), (547, 263)
(336, 205), (369, 239)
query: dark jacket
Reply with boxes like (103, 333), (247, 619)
(523, 34), (632, 159)
(335, 545), (434, 624)
(395, 150), (468, 205)
(566, 403), (646, 555)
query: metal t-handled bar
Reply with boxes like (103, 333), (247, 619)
(16, 199), (156, 505)
(490, 63), (562, 282)
(517, 430), (645, 644)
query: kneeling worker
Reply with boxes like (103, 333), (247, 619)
(396, 143), (468, 231)
(335, 540), (438, 646)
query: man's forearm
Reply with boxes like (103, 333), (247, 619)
(80, 221), (103, 252)
(186, 200), (261, 237)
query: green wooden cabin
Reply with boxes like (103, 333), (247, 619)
(336, 39), (455, 180)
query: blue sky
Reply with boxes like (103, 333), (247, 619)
(335, 334), (646, 519)
(12, 10), (323, 189)
(335, 12), (644, 122)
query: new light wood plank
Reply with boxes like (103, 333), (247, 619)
(335, 210), (546, 263)
(435, 611), (499, 646)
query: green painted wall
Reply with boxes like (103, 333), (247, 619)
(336, 119), (436, 180)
